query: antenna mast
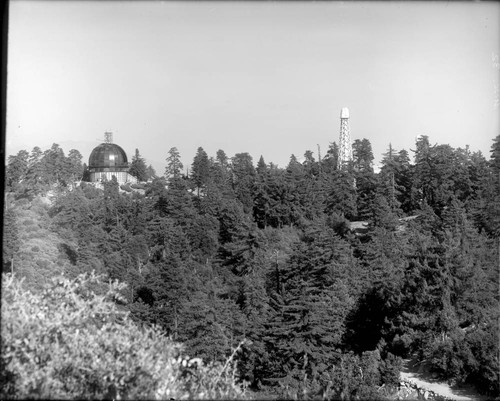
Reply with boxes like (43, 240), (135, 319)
(104, 132), (113, 143)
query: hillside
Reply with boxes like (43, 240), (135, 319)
(3, 135), (500, 399)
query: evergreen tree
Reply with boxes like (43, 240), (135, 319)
(145, 164), (157, 181)
(284, 154), (306, 225)
(22, 146), (47, 197)
(129, 148), (148, 182)
(2, 207), (19, 272)
(67, 149), (84, 183)
(265, 166), (291, 228)
(484, 134), (500, 236)
(489, 134), (500, 174)
(207, 149), (233, 201)
(6, 150), (29, 191)
(179, 275), (246, 363)
(191, 147), (210, 196)
(218, 199), (258, 276)
(165, 147), (183, 182)
(394, 149), (415, 213)
(231, 153), (256, 214)
(82, 163), (91, 182)
(253, 156), (272, 228)
(412, 135), (435, 208)
(325, 170), (357, 220)
(352, 138), (374, 173)
(263, 225), (354, 391)
(379, 143), (401, 211)
(41, 143), (69, 187)
(322, 142), (339, 174)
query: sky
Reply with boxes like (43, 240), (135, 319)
(6, 0), (500, 173)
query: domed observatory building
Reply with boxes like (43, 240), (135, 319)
(88, 132), (137, 184)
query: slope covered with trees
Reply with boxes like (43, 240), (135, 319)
(3, 135), (499, 399)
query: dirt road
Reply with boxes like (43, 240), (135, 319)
(400, 359), (487, 401)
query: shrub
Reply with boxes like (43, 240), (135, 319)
(1, 272), (249, 400)
(35, 259), (50, 269)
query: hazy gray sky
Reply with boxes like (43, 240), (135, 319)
(6, 1), (500, 172)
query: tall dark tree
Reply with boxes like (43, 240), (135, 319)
(325, 170), (357, 220)
(489, 134), (500, 174)
(379, 143), (401, 211)
(82, 163), (91, 182)
(165, 147), (183, 182)
(2, 207), (19, 272)
(207, 149), (233, 200)
(67, 149), (84, 183)
(352, 138), (374, 173)
(480, 135), (500, 236)
(302, 150), (318, 177)
(145, 164), (157, 181)
(42, 143), (69, 186)
(191, 147), (210, 196)
(231, 152), (256, 214)
(263, 225), (354, 391)
(129, 148), (148, 182)
(253, 156), (272, 229)
(412, 135), (434, 207)
(393, 149), (415, 213)
(18, 146), (52, 197)
(322, 142), (339, 174)
(6, 150), (29, 191)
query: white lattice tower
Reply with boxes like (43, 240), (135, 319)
(104, 132), (113, 143)
(338, 107), (352, 169)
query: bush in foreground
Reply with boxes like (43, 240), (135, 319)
(1, 272), (248, 400)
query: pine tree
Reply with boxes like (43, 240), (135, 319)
(22, 146), (46, 197)
(284, 155), (306, 225)
(2, 207), (19, 272)
(482, 135), (500, 236)
(67, 149), (84, 183)
(322, 142), (339, 174)
(145, 164), (157, 181)
(380, 144), (401, 211)
(82, 163), (91, 182)
(231, 152), (256, 214)
(207, 149), (234, 201)
(218, 199), (259, 276)
(489, 134), (500, 174)
(179, 275), (245, 362)
(253, 156), (272, 228)
(6, 150), (29, 191)
(325, 170), (357, 220)
(352, 139), (374, 173)
(191, 147), (210, 196)
(263, 225), (354, 390)
(394, 149), (415, 213)
(165, 147), (183, 182)
(129, 148), (148, 182)
(412, 135), (435, 208)
(41, 143), (69, 187)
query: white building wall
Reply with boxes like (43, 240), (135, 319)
(90, 171), (137, 184)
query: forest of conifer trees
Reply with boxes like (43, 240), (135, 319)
(2, 135), (500, 400)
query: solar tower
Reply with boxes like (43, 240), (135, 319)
(338, 107), (353, 169)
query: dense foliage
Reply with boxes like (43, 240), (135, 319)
(1, 273), (247, 399)
(3, 135), (499, 399)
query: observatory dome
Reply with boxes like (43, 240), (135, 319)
(87, 135), (137, 184)
(89, 143), (129, 169)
